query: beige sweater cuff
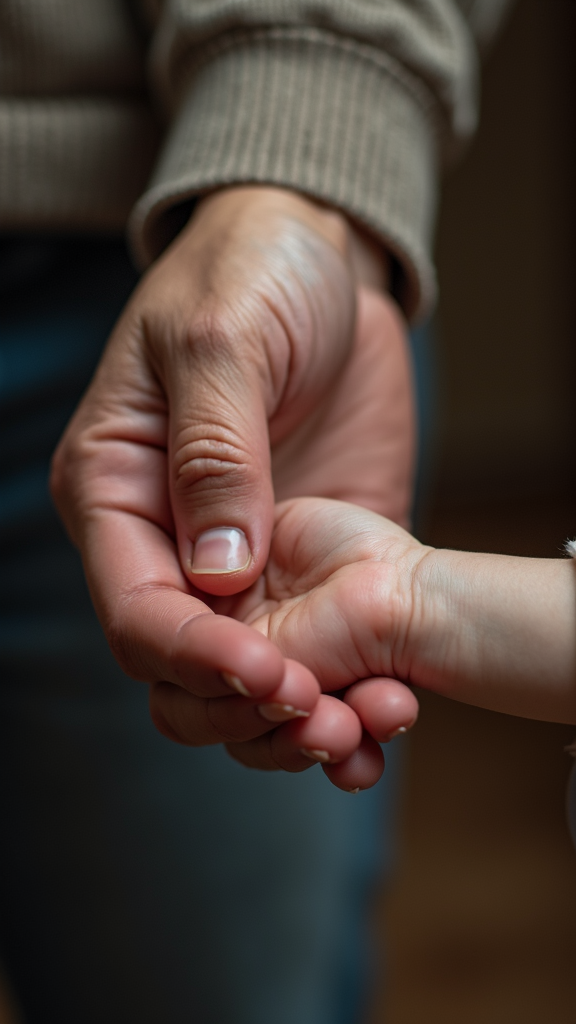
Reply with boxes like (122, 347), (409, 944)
(130, 31), (439, 321)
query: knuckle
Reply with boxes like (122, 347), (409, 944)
(172, 426), (258, 504)
(178, 310), (242, 367)
(49, 424), (92, 511)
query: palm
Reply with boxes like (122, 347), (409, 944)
(218, 498), (418, 692)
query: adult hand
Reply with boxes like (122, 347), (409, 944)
(51, 185), (414, 760)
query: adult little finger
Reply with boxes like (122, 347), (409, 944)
(344, 678), (419, 742)
(225, 694), (362, 773)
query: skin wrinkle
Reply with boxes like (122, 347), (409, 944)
(407, 541), (452, 685)
(80, 436), (167, 475)
(75, 451), (173, 524)
(144, 200), (353, 436)
(173, 436), (253, 484)
(117, 318), (170, 415)
(236, 292), (294, 411)
(240, 506), (420, 688)
(267, 736), (293, 772)
(258, 281), (346, 432)
(145, 297), (275, 407)
(264, 540), (319, 599)
(401, 546), (497, 693)
(163, 319), (280, 444)
(369, 577), (411, 683)
(53, 445), (171, 539)
(257, 286), (302, 418)
(367, 542), (423, 685)
(254, 227), (336, 326)
(259, 586), (362, 689)
(165, 313), (250, 372)
(84, 410), (170, 447)
(170, 372), (270, 496)
(100, 197), (365, 549)
(84, 504), (175, 551)
(172, 448), (268, 515)
(264, 506), (369, 599)
(83, 387), (168, 440)
(179, 370), (249, 415)
(324, 600), (370, 686)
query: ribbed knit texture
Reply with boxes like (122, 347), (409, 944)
(0, 0), (512, 320)
(0, 99), (159, 231)
(131, 30), (438, 319)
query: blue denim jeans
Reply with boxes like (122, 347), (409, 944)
(0, 237), (405, 1024)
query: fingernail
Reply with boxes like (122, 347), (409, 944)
(300, 748), (330, 763)
(191, 528), (250, 574)
(347, 787), (360, 795)
(258, 704), (310, 723)
(386, 725), (408, 741)
(222, 671), (251, 697)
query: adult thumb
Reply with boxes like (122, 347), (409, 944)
(165, 338), (275, 597)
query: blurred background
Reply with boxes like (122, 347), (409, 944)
(0, 2), (573, 1023)
(371, 0), (576, 1021)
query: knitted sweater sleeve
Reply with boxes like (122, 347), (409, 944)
(129, 0), (513, 320)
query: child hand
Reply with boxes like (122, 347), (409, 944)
(235, 497), (575, 731)
(221, 497), (423, 789)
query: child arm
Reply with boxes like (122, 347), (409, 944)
(408, 546), (576, 724)
(257, 499), (576, 733)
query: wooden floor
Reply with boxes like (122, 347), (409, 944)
(369, 493), (576, 1024)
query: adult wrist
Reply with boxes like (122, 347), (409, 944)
(129, 32), (438, 319)
(193, 184), (391, 293)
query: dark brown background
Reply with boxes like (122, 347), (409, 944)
(0, 3), (573, 1023)
(371, 1), (576, 1021)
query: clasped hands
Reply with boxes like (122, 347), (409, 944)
(51, 185), (421, 793)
